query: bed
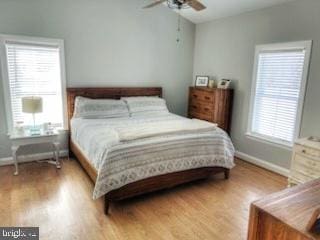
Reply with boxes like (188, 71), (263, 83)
(67, 87), (235, 214)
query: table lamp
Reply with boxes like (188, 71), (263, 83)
(22, 96), (43, 135)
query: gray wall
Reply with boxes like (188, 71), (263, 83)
(194, 0), (320, 168)
(0, 0), (195, 159)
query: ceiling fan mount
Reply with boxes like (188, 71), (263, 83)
(143, 0), (206, 12)
(168, 0), (189, 10)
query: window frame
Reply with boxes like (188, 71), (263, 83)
(0, 34), (68, 134)
(247, 40), (312, 148)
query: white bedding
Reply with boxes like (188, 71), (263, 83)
(71, 113), (235, 199)
(116, 118), (217, 141)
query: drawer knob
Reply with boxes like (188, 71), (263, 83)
(302, 149), (307, 154)
(192, 106), (197, 109)
(193, 94), (198, 98)
(205, 96), (210, 100)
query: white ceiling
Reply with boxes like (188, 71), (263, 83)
(176, 0), (296, 24)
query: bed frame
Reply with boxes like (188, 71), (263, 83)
(67, 87), (230, 214)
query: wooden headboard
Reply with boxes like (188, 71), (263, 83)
(67, 87), (162, 126)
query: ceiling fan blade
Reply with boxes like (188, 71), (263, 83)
(187, 0), (206, 11)
(143, 0), (167, 9)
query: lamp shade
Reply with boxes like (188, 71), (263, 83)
(22, 96), (43, 114)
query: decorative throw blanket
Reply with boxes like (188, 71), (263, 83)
(116, 118), (217, 141)
(71, 113), (235, 199)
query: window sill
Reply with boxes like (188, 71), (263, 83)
(245, 132), (293, 151)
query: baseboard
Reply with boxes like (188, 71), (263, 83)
(0, 150), (69, 167)
(235, 151), (290, 177)
(1, 149), (288, 177)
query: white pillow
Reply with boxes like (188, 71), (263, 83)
(121, 96), (169, 116)
(73, 97), (130, 119)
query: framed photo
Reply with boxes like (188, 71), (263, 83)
(195, 76), (209, 87)
(217, 79), (231, 89)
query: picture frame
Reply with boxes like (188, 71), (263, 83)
(195, 76), (209, 87)
(217, 79), (231, 89)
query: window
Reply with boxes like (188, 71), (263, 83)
(248, 41), (312, 147)
(0, 35), (67, 133)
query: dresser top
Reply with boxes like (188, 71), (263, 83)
(296, 137), (320, 151)
(253, 179), (320, 239)
(189, 87), (233, 92)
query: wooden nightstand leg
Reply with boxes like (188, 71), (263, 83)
(12, 146), (19, 176)
(53, 142), (61, 169)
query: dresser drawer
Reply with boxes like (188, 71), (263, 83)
(295, 144), (320, 158)
(189, 111), (212, 122)
(189, 100), (214, 115)
(292, 153), (320, 177)
(190, 89), (214, 103)
(289, 169), (314, 183)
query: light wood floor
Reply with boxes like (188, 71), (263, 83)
(0, 158), (286, 240)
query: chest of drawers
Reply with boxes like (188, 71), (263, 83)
(289, 137), (320, 186)
(188, 87), (233, 133)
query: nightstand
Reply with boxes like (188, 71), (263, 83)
(10, 131), (61, 175)
(288, 137), (320, 186)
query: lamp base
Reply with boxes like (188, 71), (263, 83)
(29, 126), (41, 136)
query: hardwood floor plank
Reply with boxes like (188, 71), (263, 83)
(0, 158), (286, 239)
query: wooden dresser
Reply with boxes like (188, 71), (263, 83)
(248, 179), (320, 240)
(188, 87), (233, 132)
(288, 137), (320, 186)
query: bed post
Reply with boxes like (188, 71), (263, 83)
(224, 169), (230, 179)
(104, 196), (110, 215)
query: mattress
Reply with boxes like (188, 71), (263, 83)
(71, 113), (235, 199)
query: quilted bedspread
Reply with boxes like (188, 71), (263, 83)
(71, 113), (235, 199)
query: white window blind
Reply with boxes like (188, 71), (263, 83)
(249, 42), (311, 146)
(5, 42), (64, 128)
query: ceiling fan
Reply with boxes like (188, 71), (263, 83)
(143, 0), (206, 43)
(143, 0), (206, 11)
